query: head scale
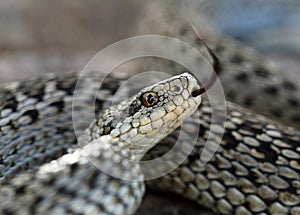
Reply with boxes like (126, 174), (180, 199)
(95, 73), (201, 159)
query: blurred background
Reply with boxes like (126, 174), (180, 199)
(0, 0), (143, 83)
(0, 0), (299, 214)
(0, 0), (299, 84)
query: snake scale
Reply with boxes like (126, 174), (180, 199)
(1, 2), (300, 215)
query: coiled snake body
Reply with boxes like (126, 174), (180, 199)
(1, 16), (300, 215)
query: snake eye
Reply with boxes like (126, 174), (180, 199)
(141, 92), (158, 107)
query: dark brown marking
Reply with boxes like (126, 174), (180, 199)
(264, 86), (279, 96)
(254, 67), (270, 78)
(23, 109), (39, 124)
(282, 81), (297, 91)
(50, 101), (65, 112)
(235, 73), (249, 83)
(230, 55), (244, 64)
(287, 98), (299, 107)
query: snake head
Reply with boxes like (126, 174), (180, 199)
(96, 73), (201, 159)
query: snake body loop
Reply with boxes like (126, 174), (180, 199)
(0, 68), (299, 214)
(0, 7), (300, 213)
(0, 73), (202, 214)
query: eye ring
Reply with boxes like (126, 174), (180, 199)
(141, 91), (159, 107)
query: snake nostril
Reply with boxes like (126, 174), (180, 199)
(171, 85), (181, 92)
(170, 80), (183, 94)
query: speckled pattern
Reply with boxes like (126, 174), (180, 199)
(147, 99), (300, 214)
(1, 70), (299, 214)
(0, 1), (300, 214)
(0, 73), (202, 214)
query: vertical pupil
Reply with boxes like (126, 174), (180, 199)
(147, 94), (154, 104)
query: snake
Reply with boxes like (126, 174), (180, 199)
(1, 3), (300, 215)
